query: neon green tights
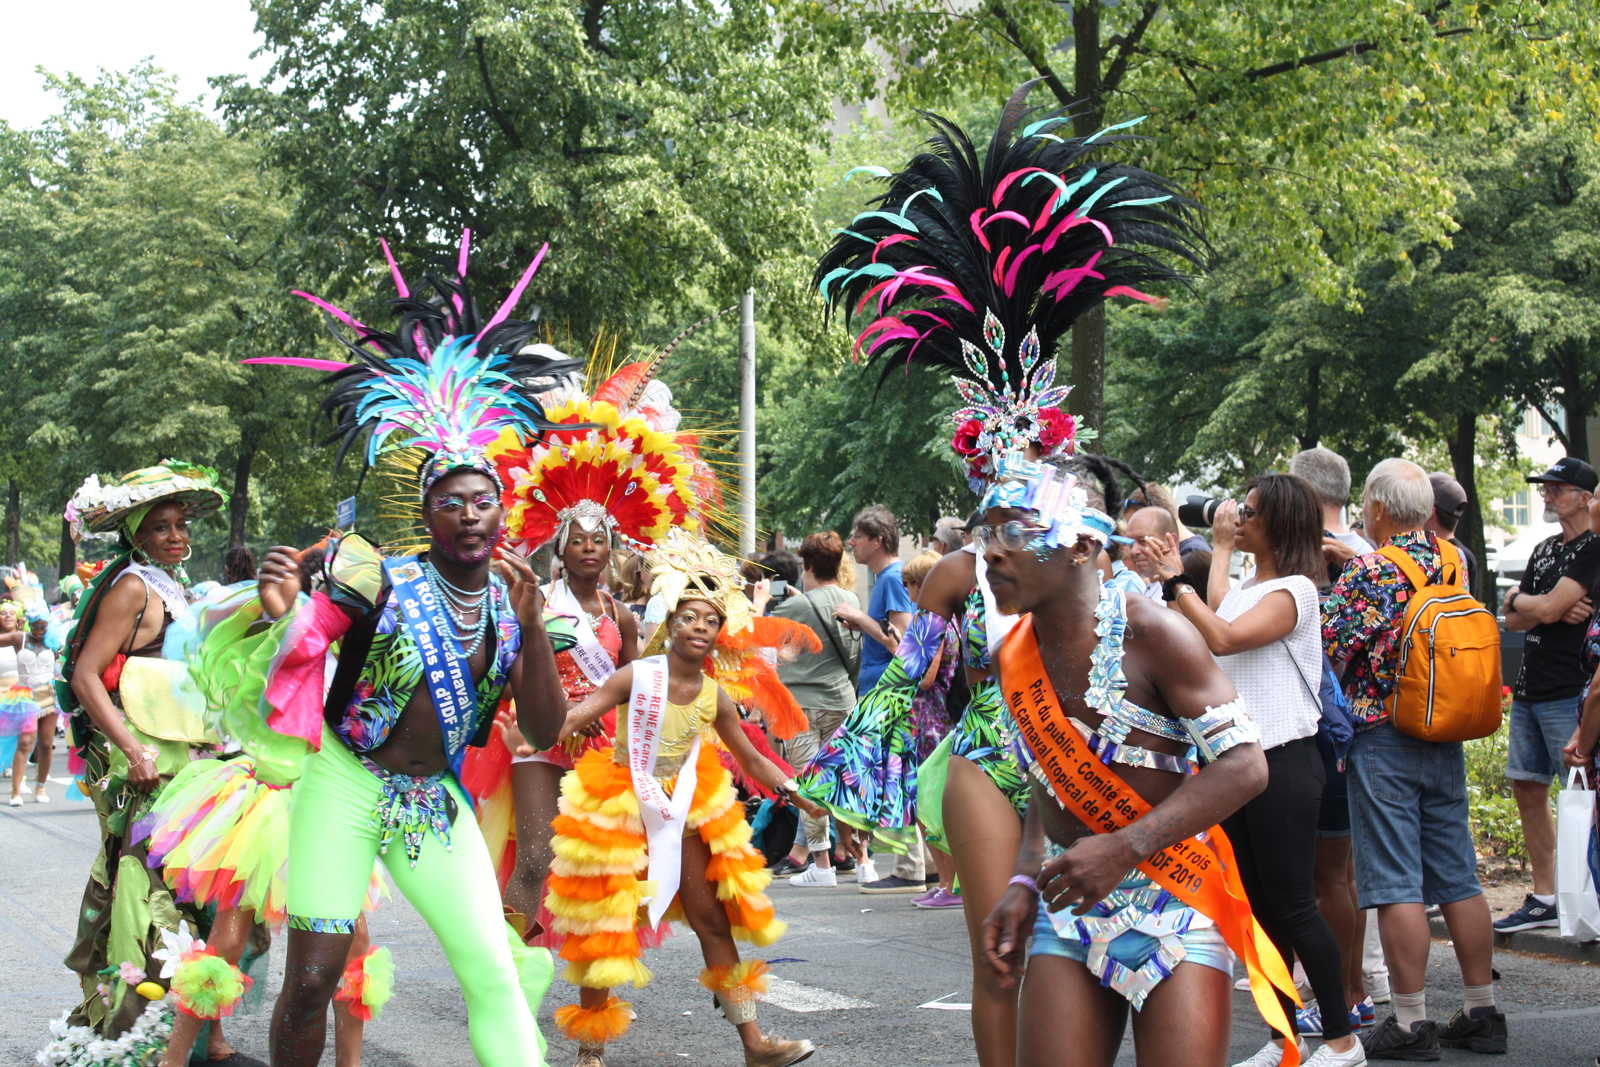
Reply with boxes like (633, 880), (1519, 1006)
(277, 731), (549, 1066)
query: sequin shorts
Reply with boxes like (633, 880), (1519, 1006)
(1029, 870), (1232, 1009)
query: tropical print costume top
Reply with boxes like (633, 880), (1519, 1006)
(335, 567), (522, 755)
(797, 609), (952, 850)
(910, 624), (960, 763)
(943, 585), (1026, 813)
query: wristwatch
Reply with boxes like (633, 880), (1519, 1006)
(1506, 590), (1521, 614)
(1161, 575), (1195, 602)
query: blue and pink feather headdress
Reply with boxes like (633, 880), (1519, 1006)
(816, 81), (1206, 493)
(248, 230), (582, 501)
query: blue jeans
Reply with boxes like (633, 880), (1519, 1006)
(1348, 722), (1481, 909)
(1507, 695), (1581, 786)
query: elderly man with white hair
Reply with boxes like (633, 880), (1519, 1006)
(1321, 458), (1504, 1061)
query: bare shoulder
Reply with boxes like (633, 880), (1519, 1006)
(923, 549), (976, 614)
(95, 569), (147, 617)
(1124, 592), (1210, 665)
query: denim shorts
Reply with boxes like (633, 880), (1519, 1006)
(1348, 721), (1480, 909)
(1507, 695), (1582, 785)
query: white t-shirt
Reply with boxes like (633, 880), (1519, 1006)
(1215, 575), (1322, 750)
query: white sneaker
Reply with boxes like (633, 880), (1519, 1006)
(856, 856), (880, 884)
(1305, 1040), (1367, 1065)
(789, 865), (837, 887)
(1232, 1039), (1309, 1067)
(7, 795), (22, 807)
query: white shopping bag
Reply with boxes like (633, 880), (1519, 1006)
(1556, 768), (1600, 942)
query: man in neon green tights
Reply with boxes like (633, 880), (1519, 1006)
(248, 233), (584, 1066)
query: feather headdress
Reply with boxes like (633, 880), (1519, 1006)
(490, 308), (738, 553)
(817, 81), (1205, 491)
(247, 230), (583, 502)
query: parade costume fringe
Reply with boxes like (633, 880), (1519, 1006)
(545, 743), (782, 1038)
(171, 947), (252, 1020)
(553, 995), (634, 1044)
(698, 959), (770, 1003)
(133, 756), (291, 925)
(334, 947), (395, 1021)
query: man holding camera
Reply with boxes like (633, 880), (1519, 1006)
(1497, 457), (1600, 934)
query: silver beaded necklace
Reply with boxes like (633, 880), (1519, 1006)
(423, 561), (491, 659)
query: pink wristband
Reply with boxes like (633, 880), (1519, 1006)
(1008, 874), (1039, 896)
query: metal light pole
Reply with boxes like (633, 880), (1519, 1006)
(738, 288), (757, 558)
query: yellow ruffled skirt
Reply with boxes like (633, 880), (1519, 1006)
(545, 743), (782, 1042)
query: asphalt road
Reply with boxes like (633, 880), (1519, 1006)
(4, 748), (1597, 1066)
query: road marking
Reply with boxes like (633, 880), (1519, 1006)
(918, 993), (972, 1011)
(762, 977), (874, 1012)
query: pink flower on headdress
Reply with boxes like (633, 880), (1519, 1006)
(952, 418), (985, 457)
(1035, 407), (1077, 453)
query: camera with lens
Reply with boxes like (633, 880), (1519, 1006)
(1178, 495), (1225, 528)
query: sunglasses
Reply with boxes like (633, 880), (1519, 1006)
(973, 520), (1050, 552)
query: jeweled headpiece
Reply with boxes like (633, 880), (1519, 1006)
(638, 528), (820, 740)
(816, 81), (1205, 493)
(642, 528), (751, 643)
(981, 454), (1115, 548)
(247, 230), (582, 504)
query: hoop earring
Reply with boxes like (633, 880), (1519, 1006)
(180, 545), (193, 563)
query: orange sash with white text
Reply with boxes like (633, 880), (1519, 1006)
(999, 616), (1301, 1066)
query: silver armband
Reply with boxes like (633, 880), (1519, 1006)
(1182, 697), (1260, 764)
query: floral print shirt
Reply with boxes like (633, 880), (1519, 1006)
(336, 573), (525, 755)
(1322, 530), (1448, 728)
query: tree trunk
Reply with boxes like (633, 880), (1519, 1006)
(1299, 360), (1322, 450)
(57, 517), (75, 582)
(229, 441), (256, 550)
(1559, 351), (1590, 462)
(4, 481), (18, 566)
(1067, 1), (1106, 434)
(1447, 412), (1490, 603)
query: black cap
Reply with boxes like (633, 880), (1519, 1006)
(1527, 457), (1599, 493)
(1428, 472), (1469, 521)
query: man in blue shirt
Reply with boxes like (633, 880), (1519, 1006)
(836, 505), (916, 693)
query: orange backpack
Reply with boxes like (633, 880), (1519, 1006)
(1376, 539), (1503, 742)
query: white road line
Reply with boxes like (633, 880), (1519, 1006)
(917, 993), (972, 1011)
(762, 977), (875, 1013)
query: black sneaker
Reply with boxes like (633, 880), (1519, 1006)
(1439, 1007), (1507, 1054)
(1362, 1016), (1441, 1061)
(770, 857), (808, 877)
(1493, 894), (1558, 933)
(858, 875), (925, 894)
(832, 855), (856, 874)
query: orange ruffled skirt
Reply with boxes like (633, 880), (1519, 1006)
(545, 743), (783, 1041)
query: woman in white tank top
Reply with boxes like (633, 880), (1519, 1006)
(1143, 474), (1360, 1065)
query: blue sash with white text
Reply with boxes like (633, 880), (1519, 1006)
(384, 557), (481, 781)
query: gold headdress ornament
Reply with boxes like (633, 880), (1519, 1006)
(642, 529), (752, 651)
(638, 529), (820, 741)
